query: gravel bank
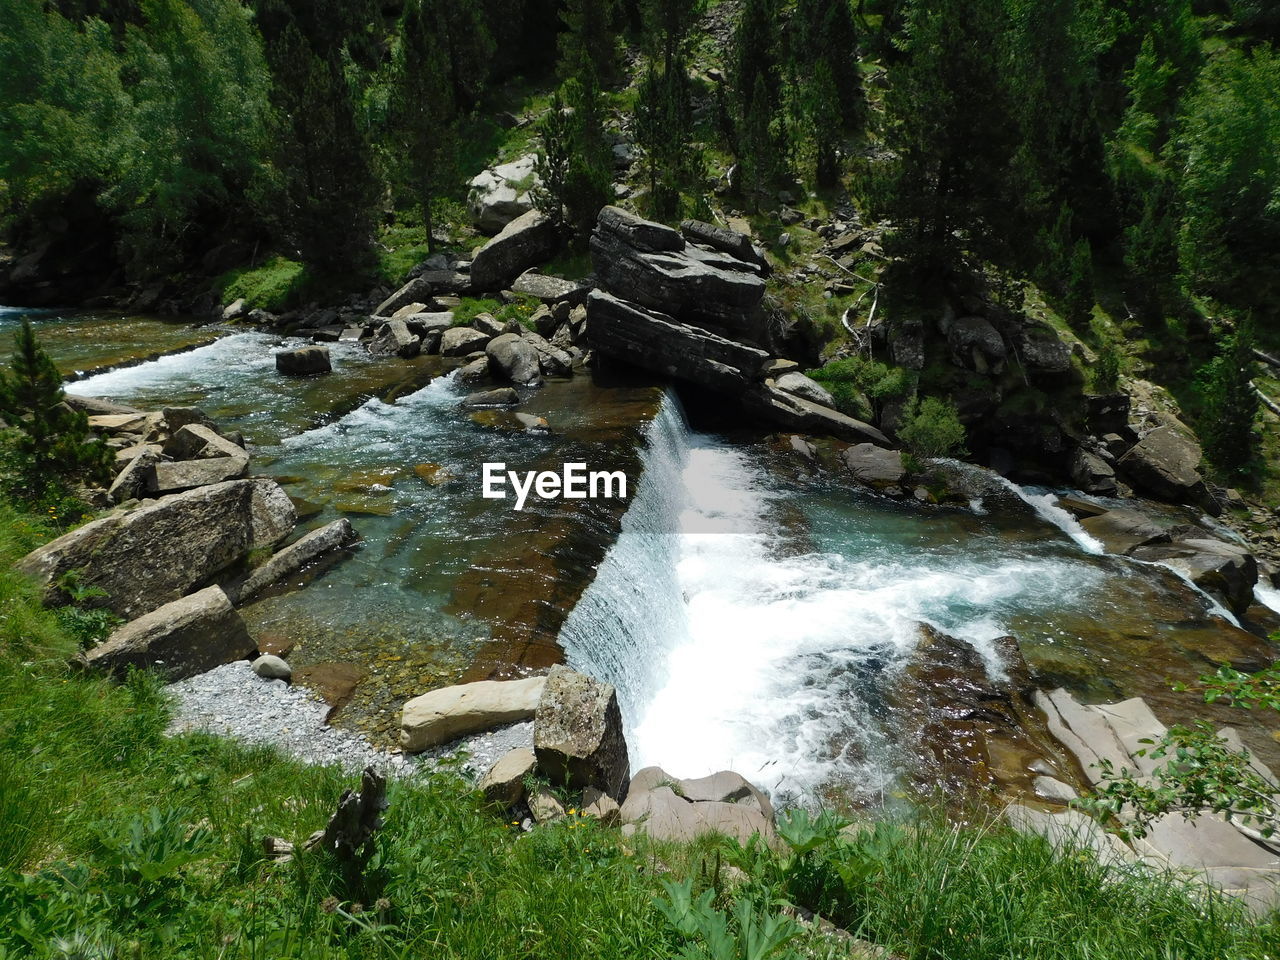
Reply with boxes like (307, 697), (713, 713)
(166, 660), (533, 780)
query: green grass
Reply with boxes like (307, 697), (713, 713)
(0, 498), (1276, 958)
(215, 256), (311, 312)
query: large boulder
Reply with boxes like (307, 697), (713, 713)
(229, 518), (356, 604)
(468, 154), (539, 233)
(162, 424), (245, 462)
(374, 277), (435, 318)
(1078, 508), (1170, 555)
(1069, 448), (1117, 496)
(1118, 426), (1216, 513)
(147, 456), (249, 494)
(774, 371), (835, 408)
(469, 210), (559, 291)
(521, 330), (573, 378)
(440, 326), (492, 357)
(81, 585), (253, 681)
(947, 315), (1006, 375)
(486, 333), (543, 386)
(368, 319), (422, 358)
(591, 206), (767, 342)
(620, 766), (775, 844)
(586, 290), (768, 394)
(1015, 322), (1073, 375)
(17, 479), (296, 619)
(512, 270), (585, 304)
(276, 346), (331, 376)
(742, 382), (890, 446)
(842, 443), (905, 487)
(534, 665), (630, 800)
(107, 448), (160, 503)
(400, 675), (546, 752)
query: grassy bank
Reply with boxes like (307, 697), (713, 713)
(0, 500), (1276, 959)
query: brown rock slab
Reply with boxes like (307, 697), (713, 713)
(534, 665), (630, 800)
(479, 747), (537, 808)
(400, 675), (547, 752)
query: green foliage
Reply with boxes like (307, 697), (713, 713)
(1196, 318), (1259, 472)
(896, 395), (968, 459)
(1080, 659), (1280, 845)
(728, 0), (787, 199)
(216, 256), (308, 311)
(635, 3), (703, 224)
(657, 877), (801, 959)
(533, 81), (612, 243)
(1092, 340), (1122, 394)
(809, 356), (913, 421)
(0, 321), (113, 500)
(1175, 46), (1280, 313)
(1063, 238), (1096, 328)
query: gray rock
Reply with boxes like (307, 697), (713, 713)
(620, 766), (776, 845)
(440, 326), (492, 357)
(586, 290), (769, 394)
(401, 676), (547, 752)
(469, 210), (559, 291)
(947, 315), (1006, 374)
(521, 330), (573, 378)
(222, 298), (248, 321)
(512, 270), (583, 303)
(231, 518), (356, 604)
(1078, 508), (1170, 555)
(681, 219), (768, 272)
(162, 424), (245, 462)
(1119, 426), (1217, 513)
(82, 586), (254, 681)
(276, 346), (332, 376)
(1069, 448), (1117, 496)
(17, 479), (296, 620)
(162, 406), (222, 435)
(455, 357), (492, 388)
(486, 333), (543, 386)
(842, 443), (905, 486)
(374, 277), (435, 318)
(774, 371), (835, 408)
(148, 455), (250, 494)
(461, 387), (520, 409)
(470, 312), (517, 338)
(743, 382), (890, 446)
(1131, 537), (1258, 615)
(888, 317), (925, 371)
(1033, 775), (1078, 803)
(582, 786), (622, 826)
(368, 319), (422, 358)
(534, 665), (629, 800)
(108, 449), (160, 504)
(591, 206), (767, 342)
(253, 654), (292, 680)
(529, 788), (566, 824)
(468, 154), (539, 233)
(1016, 322), (1073, 375)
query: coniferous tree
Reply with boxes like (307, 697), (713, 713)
(388, 0), (458, 252)
(634, 0), (704, 219)
(253, 0), (379, 272)
(729, 0), (786, 200)
(792, 0), (862, 131)
(534, 81), (612, 242)
(1064, 239), (1096, 328)
(1199, 319), (1259, 472)
(0, 321), (112, 496)
(871, 0), (1012, 277)
(558, 0), (618, 85)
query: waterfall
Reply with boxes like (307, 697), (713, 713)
(559, 393), (1115, 801)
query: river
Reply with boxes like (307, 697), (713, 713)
(5, 307), (1277, 801)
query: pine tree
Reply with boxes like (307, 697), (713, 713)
(1199, 319), (1259, 472)
(792, 0), (862, 131)
(253, 0), (379, 271)
(729, 0), (785, 200)
(388, 0), (458, 252)
(534, 81), (612, 242)
(558, 0), (618, 85)
(0, 321), (112, 497)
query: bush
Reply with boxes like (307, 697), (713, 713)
(896, 395), (968, 459)
(808, 356), (914, 421)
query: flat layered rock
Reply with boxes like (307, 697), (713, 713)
(148, 455), (249, 493)
(230, 518), (356, 604)
(401, 676), (546, 752)
(620, 766), (776, 845)
(743, 382), (889, 446)
(469, 210), (559, 291)
(586, 290), (768, 394)
(1118, 426), (1216, 513)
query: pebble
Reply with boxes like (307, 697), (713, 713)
(166, 660), (533, 782)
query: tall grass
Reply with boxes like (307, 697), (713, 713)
(0, 498), (1276, 958)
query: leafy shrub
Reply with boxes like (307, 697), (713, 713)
(808, 356), (914, 420)
(896, 396), (967, 459)
(1092, 341), (1122, 393)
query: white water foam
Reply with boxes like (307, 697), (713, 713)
(71, 331), (277, 395)
(559, 394), (1106, 801)
(1254, 582), (1280, 616)
(991, 476), (1106, 555)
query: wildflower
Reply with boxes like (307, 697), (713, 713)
(350, 903), (364, 915)
(374, 898), (391, 912)
(320, 896), (340, 914)
(568, 808), (577, 815)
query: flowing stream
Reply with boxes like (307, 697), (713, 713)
(561, 394), (1280, 800)
(5, 307), (1277, 790)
